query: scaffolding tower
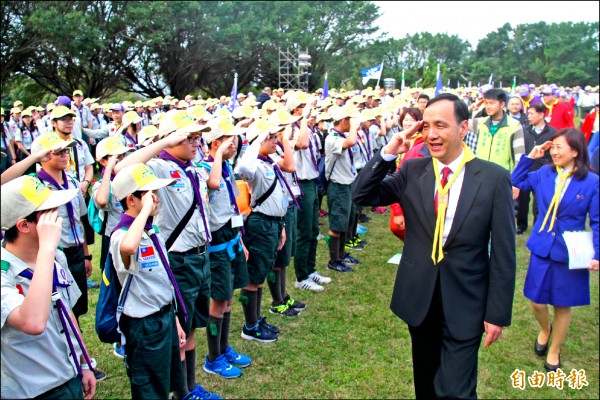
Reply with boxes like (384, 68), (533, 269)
(278, 48), (311, 90)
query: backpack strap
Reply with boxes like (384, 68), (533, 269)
(253, 178), (278, 207)
(164, 201), (197, 250)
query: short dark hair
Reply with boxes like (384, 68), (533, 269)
(417, 94), (430, 102)
(483, 88), (507, 104)
(426, 93), (469, 124)
(119, 190), (144, 211)
(529, 102), (547, 115)
(550, 128), (590, 179)
(2, 211), (38, 244)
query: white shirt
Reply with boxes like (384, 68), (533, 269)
(381, 147), (467, 244)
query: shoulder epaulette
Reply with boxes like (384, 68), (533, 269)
(1, 260), (10, 272)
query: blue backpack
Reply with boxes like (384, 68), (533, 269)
(95, 249), (133, 344)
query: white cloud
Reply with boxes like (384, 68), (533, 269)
(373, 1), (599, 47)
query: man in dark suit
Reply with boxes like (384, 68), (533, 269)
(353, 93), (516, 399)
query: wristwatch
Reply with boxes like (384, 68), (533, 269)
(84, 254), (93, 261)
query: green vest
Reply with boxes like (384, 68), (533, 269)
(476, 114), (519, 171)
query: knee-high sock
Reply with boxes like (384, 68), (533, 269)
(206, 316), (222, 362)
(267, 269), (283, 305)
(256, 287), (264, 319)
(338, 231), (347, 257)
(185, 349), (196, 392)
(280, 268), (287, 299)
(329, 235), (340, 262)
(240, 289), (258, 327)
(220, 312), (231, 353)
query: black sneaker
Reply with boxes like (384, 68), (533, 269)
(241, 324), (277, 343)
(284, 294), (306, 311)
(258, 316), (279, 334)
(353, 235), (368, 245)
(358, 214), (372, 223)
(327, 260), (354, 272)
(269, 301), (300, 317)
(93, 369), (107, 382)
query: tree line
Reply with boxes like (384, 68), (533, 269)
(1, 1), (598, 104)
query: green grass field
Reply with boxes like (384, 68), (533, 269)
(82, 206), (599, 399)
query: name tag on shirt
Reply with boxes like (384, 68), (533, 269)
(291, 182), (302, 197)
(231, 214), (244, 228)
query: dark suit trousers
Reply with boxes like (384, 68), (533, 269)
(408, 277), (483, 400)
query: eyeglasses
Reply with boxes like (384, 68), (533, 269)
(57, 116), (74, 122)
(51, 148), (71, 157)
(267, 134), (278, 141)
(186, 136), (202, 145)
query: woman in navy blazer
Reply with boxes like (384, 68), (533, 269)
(512, 128), (599, 372)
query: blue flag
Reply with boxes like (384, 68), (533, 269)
(435, 64), (443, 97)
(323, 73), (329, 99)
(228, 73), (239, 112)
(361, 63), (383, 85)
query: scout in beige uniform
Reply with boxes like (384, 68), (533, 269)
(1, 175), (96, 399)
(115, 110), (213, 393)
(109, 163), (221, 400)
(197, 117), (251, 378)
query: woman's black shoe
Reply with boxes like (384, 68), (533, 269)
(534, 324), (552, 356)
(544, 354), (561, 372)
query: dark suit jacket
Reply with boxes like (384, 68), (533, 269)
(353, 152), (516, 340)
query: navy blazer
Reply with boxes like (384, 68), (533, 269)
(353, 152), (516, 340)
(512, 156), (599, 263)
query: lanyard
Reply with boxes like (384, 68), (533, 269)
(257, 154), (300, 209)
(113, 214), (188, 323)
(331, 128), (355, 168)
(37, 169), (81, 247)
(276, 141), (304, 199)
(159, 150), (211, 242)
(204, 156), (245, 235)
(19, 265), (94, 379)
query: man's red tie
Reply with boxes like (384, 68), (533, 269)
(434, 167), (452, 213)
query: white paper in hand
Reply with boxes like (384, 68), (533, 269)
(562, 231), (594, 269)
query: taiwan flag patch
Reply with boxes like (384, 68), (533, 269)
(140, 246), (155, 258)
(170, 170), (181, 179)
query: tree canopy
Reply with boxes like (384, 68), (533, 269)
(1, 0), (598, 104)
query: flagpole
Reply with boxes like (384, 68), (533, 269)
(376, 59), (384, 88)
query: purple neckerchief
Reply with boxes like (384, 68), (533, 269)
(1, 130), (9, 153)
(204, 155), (245, 235)
(362, 128), (372, 156)
(19, 265), (94, 379)
(307, 127), (319, 172)
(159, 150), (211, 242)
(276, 141), (304, 200)
(355, 131), (368, 163)
(37, 169), (81, 247)
(100, 168), (116, 181)
(257, 153), (300, 209)
(112, 213), (188, 323)
(124, 132), (137, 146)
(331, 128), (355, 167)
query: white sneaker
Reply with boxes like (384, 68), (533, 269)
(309, 271), (332, 285)
(295, 279), (325, 292)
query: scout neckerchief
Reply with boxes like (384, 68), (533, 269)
(373, 122), (388, 144)
(159, 150), (211, 242)
(37, 169), (82, 247)
(204, 155), (245, 235)
(257, 153), (300, 209)
(19, 265), (94, 378)
(362, 127), (372, 156)
(294, 122), (319, 172)
(112, 213), (188, 323)
(521, 94), (533, 110)
(276, 140), (304, 200)
(124, 131), (138, 149)
(543, 99), (558, 118)
(431, 142), (476, 264)
(331, 128), (356, 175)
(538, 166), (575, 233)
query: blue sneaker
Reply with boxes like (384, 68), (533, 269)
(258, 316), (279, 334)
(203, 354), (242, 379)
(183, 384), (222, 400)
(342, 253), (361, 265)
(327, 260), (354, 272)
(223, 345), (252, 368)
(87, 278), (98, 288)
(241, 324), (277, 343)
(113, 342), (125, 359)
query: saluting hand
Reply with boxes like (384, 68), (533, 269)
(383, 120), (423, 156)
(528, 141), (552, 159)
(37, 209), (63, 250)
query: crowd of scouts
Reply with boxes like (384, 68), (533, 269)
(1, 82), (599, 399)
